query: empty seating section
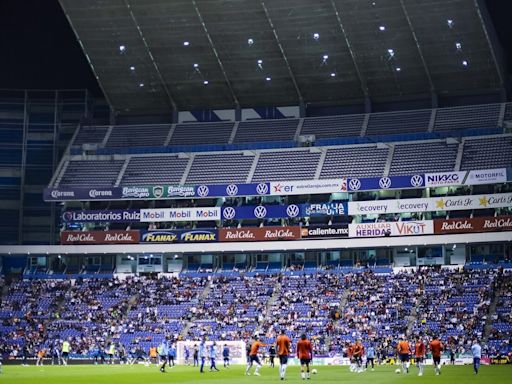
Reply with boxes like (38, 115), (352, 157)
(301, 114), (364, 139)
(186, 153), (254, 184)
(389, 142), (459, 175)
(366, 109), (431, 136)
(234, 119), (298, 143)
(120, 155), (189, 185)
(434, 104), (500, 132)
(59, 160), (125, 187)
(505, 102), (512, 122)
(251, 150), (321, 182)
(170, 122), (234, 146)
(320, 146), (388, 178)
(461, 136), (512, 170)
(105, 125), (171, 148)
(73, 126), (108, 146)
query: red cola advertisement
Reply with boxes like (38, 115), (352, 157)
(434, 216), (512, 234)
(219, 226), (302, 242)
(60, 230), (140, 245)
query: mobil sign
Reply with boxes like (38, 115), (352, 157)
(425, 172), (466, 187)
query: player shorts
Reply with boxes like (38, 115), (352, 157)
(62, 352), (69, 358)
(224, 357), (229, 361)
(415, 357), (424, 363)
(433, 356), (441, 365)
(279, 355), (288, 365)
(159, 355), (167, 360)
(300, 358), (311, 365)
(399, 354), (410, 362)
(249, 355), (261, 364)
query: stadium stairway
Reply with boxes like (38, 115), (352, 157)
(483, 273), (506, 343)
(255, 280), (282, 335)
(405, 298), (421, 336)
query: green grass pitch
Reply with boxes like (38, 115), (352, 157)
(2, 364), (511, 384)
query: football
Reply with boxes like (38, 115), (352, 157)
(395, 368), (402, 374)
(311, 369), (318, 375)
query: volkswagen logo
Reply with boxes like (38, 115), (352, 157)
(253, 206), (267, 219)
(286, 204), (300, 218)
(410, 175), (424, 188)
(348, 178), (361, 191)
(379, 177), (392, 189)
(226, 184), (238, 196)
(197, 185), (210, 197)
(256, 183), (268, 195)
(223, 207), (236, 220)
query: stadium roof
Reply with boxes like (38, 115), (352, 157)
(59, 0), (506, 115)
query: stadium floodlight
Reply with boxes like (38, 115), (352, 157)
(203, 80), (209, 85)
(130, 66), (135, 71)
(193, 63), (199, 68)
(313, 32), (320, 40)
(447, 19), (454, 28)
(139, 83), (144, 87)
(248, 38), (254, 45)
(379, 25), (386, 31)
(387, 49), (395, 58)
(396, 67), (401, 72)
(183, 41), (190, 46)
(462, 60), (468, 67)
(330, 72), (336, 77)
(323, 54), (329, 60)
(455, 42), (462, 51)
(265, 77), (271, 81)
(119, 45), (126, 52)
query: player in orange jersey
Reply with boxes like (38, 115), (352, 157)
(414, 335), (426, 376)
(429, 335), (443, 375)
(353, 340), (365, 373)
(245, 336), (269, 376)
(397, 336), (411, 374)
(276, 330), (291, 380)
(347, 342), (355, 372)
(296, 334), (313, 380)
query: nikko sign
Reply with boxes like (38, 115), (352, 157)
(425, 172), (466, 187)
(140, 208), (221, 222)
(348, 192), (512, 215)
(348, 221), (434, 238)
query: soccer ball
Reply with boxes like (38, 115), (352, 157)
(311, 369), (318, 375)
(395, 368), (401, 374)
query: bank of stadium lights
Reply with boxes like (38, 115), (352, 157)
(130, 66), (135, 71)
(119, 45), (126, 53)
(462, 60), (469, 67)
(396, 67), (401, 72)
(387, 49), (395, 58)
(203, 80), (209, 85)
(183, 41), (190, 46)
(313, 32), (320, 40)
(257, 59), (263, 70)
(248, 38), (254, 45)
(447, 19), (454, 28)
(379, 25), (386, 31)
(455, 42), (462, 51)
(322, 54), (328, 65)
(265, 77), (271, 81)
(330, 72), (336, 77)
(139, 83), (144, 87)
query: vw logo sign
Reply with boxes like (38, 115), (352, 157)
(256, 183), (268, 195)
(379, 177), (392, 189)
(197, 185), (210, 197)
(348, 178), (361, 191)
(410, 175), (424, 188)
(253, 206), (267, 219)
(286, 204), (299, 218)
(226, 184), (238, 196)
(223, 207), (236, 220)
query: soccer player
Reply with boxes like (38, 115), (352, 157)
(397, 336), (411, 374)
(268, 344), (276, 368)
(414, 335), (426, 376)
(366, 343), (376, 371)
(297, 334), (313, 380)
(107, 342), (116, 364)
(347, 342), (355, 372)
(52, 340), (61, 365)
(36, 348), (46, 366)
(168, 343), (176, 367)
(193, 344), (199, 367)
(157, 340), (169, 372)
(61, 339), (70, 366)
(245, 336), (268, 376)
(199, 340), (207, 373)
(276, 330), (291, 380)
(118, 343), (127, 365)
(353, 339), (365, 373)
(184, 346), (190, 365)
(471, 339), (482, 375)
(429, 335), (443, 375)
(223, 344), (230, 368)
(209, 342), (220, 372)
